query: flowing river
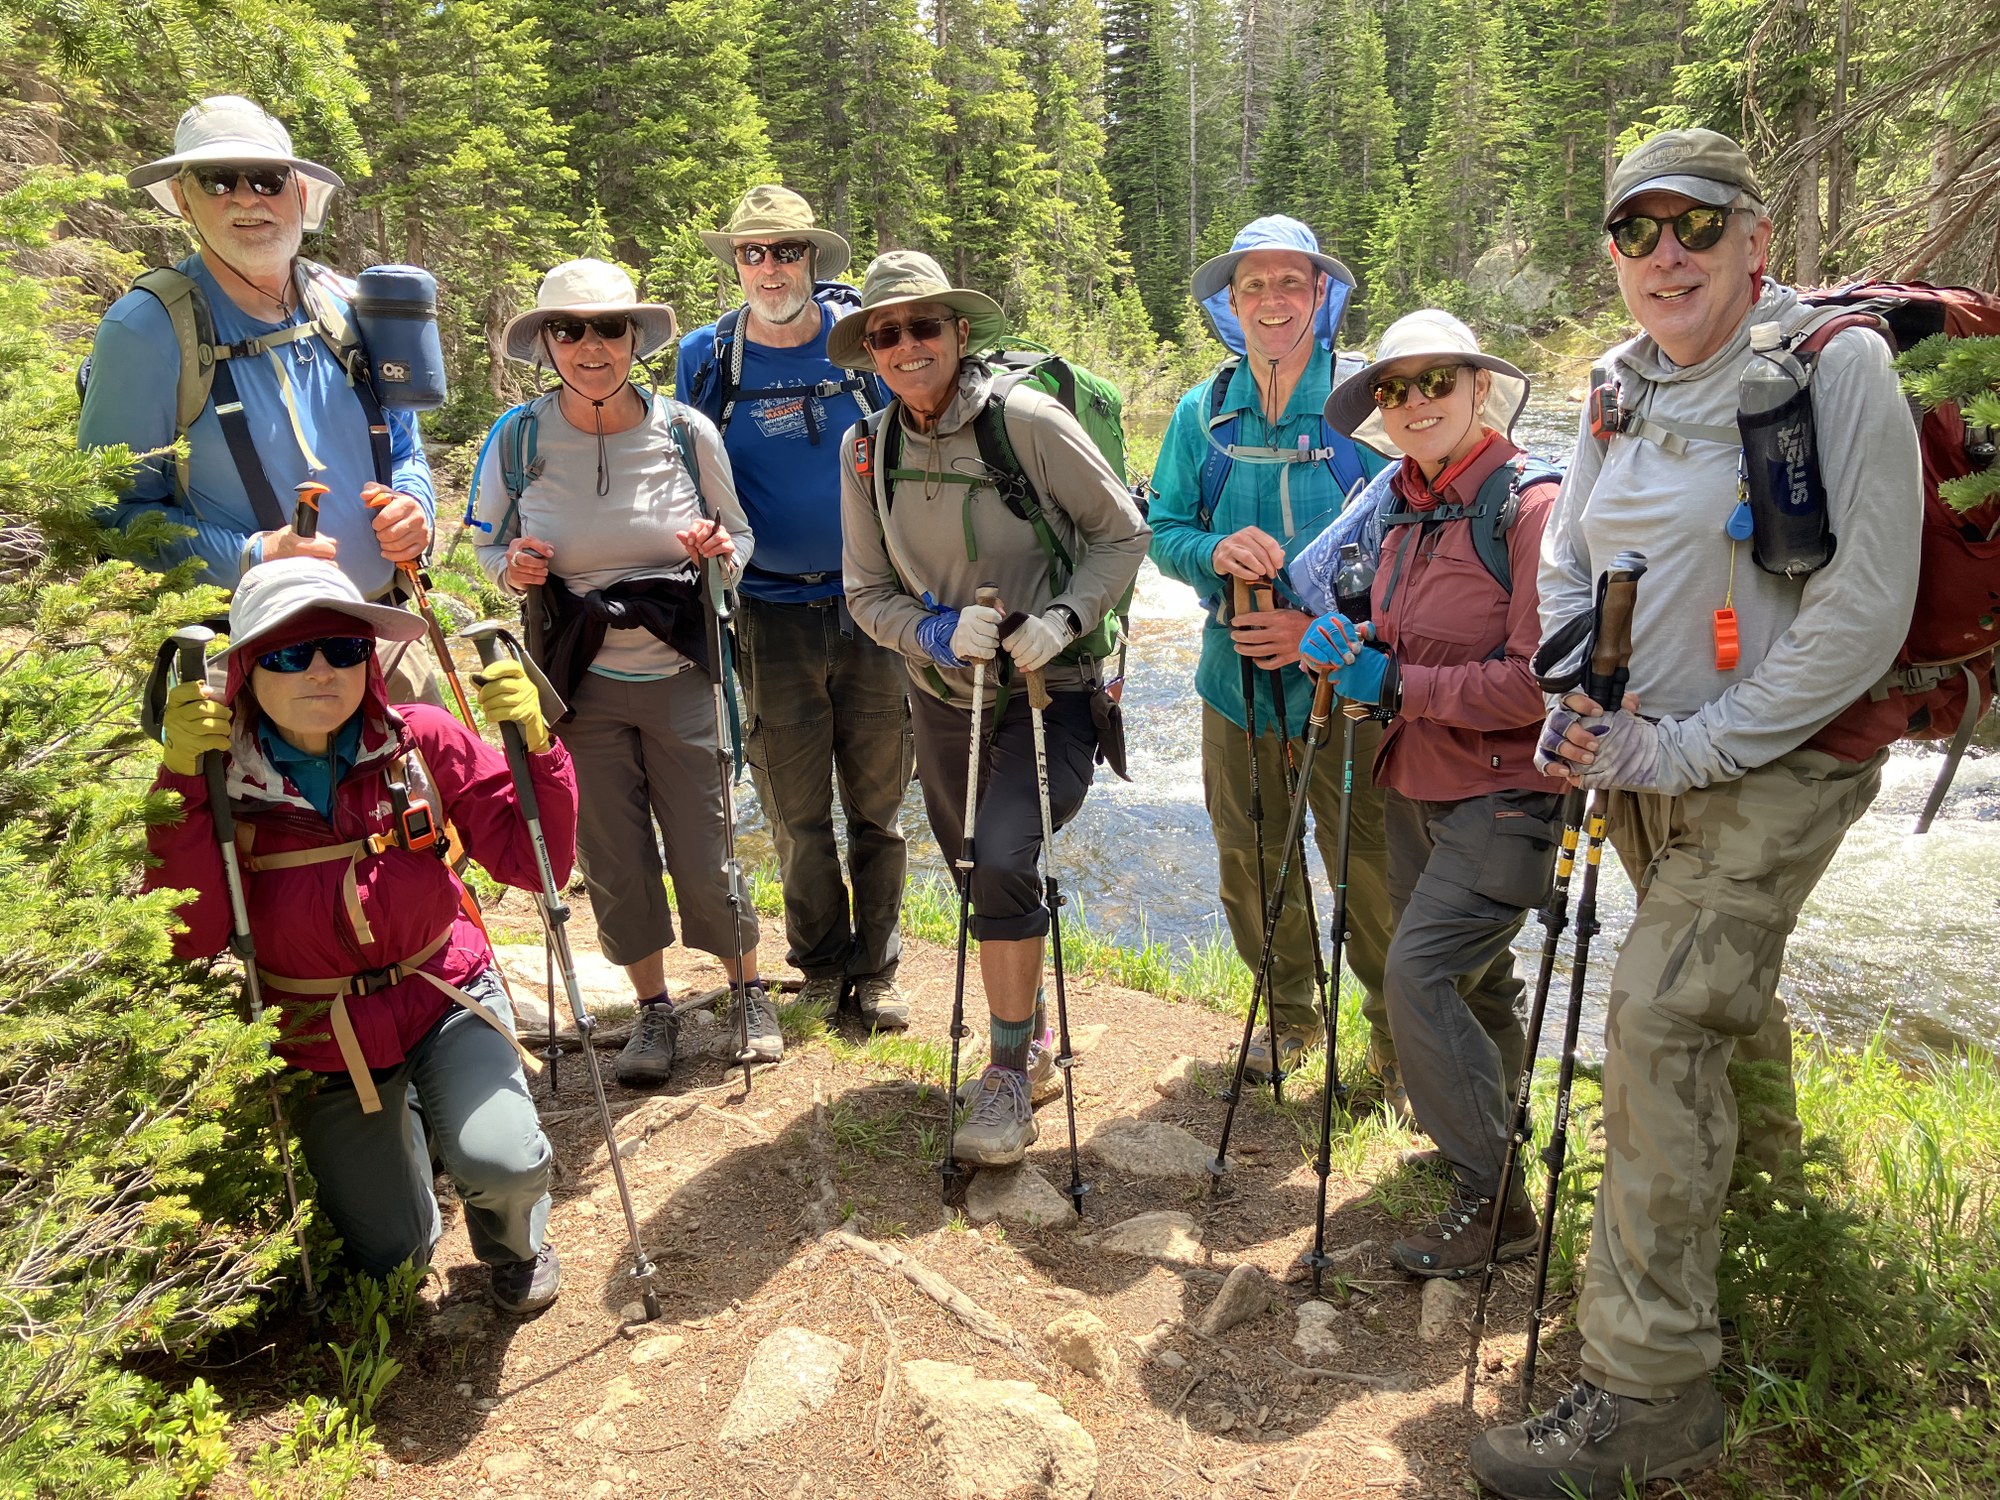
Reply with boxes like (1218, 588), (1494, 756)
(741, 396), (2000, 1062)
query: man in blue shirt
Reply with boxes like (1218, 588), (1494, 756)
(674, 186), (911, 1032)
(1149, 215), (1420, 1102)
(80, 96), (437, 697)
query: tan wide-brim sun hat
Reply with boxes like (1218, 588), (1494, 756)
(500, 259), (679, 364)
(699, 185), (852, 279)
(825, 250), (1007, 371)
(128, 95), (345, 234)
(1325, 309), (1531, 456)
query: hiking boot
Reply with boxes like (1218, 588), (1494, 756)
(1389, 1179), (1538, 1279)
(739, 980), (783, 1062)
(850, 975), (910, 1032)
(953, 1065), (1038, 1166)
(614, 1002), (680, 1089)
(1470, 1379), (1726, 1499)
(958, 1031), (1063, 1108)
(797, 975), (846, 1015)
(490, 1243), (562, 1315)
(1240, 1024), (1316, 1085)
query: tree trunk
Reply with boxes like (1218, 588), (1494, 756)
(1238, 0), (1257, 188)
(1793, 95), (1821, 285)
(1825, 0), (1852, 250)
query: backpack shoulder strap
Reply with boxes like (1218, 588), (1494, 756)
(663, 396), (705, 506)
(714, 307), (744, 433)
(1195, 357), (1241, 530)
(132, 267), (214, 440)
(297, 260), (395, 487)
(971, 388), (1073, 594)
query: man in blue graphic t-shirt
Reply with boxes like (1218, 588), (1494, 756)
(675, 186), (912, 1032)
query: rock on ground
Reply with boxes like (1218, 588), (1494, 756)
(1085, 1118), (1217, 1179)
(1196, 1261), (1276, 1337)
(966, 1164), (1079, 1230)
(1294, 1300), (1344, 1358)
(1085, 1211), (1204, 1263)
(901, 1358), (1098, 1500)
(493, 941), (633, 1034)
(1151, 1054), (1201, 1100)
(1044, 1311), (1120, 1384)
(629, 1333), (685, 1366)
(717, 1327), (851, 1452)
(1419, 1277), (1466, 1342)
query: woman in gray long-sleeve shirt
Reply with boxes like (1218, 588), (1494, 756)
(473, 259), (770, 1092)
(832, 251), (1150, 1169)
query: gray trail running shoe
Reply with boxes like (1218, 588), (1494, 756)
(797, 975), (846, 1015)
(849, 975), (910, 1031)
(958, 1031), (1063, 1107)
(953, 1065), (1039, 1166)
(740, 980), (783, 1062)
(490, 1243), (562, 1315)
(1470, 1379), (1726, 1499)
(1389, 1179), (1538, 1279)
(614, 1002), (680, 1089)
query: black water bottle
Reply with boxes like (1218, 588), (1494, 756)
(1334, 542), (1375, 624)
(1738, 323), (1836, 579)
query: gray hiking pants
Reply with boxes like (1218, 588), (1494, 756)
(1383, 788), (1562, 1199)
(294, 966), (552, 1277)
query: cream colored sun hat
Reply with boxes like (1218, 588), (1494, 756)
(699, 185), (852, 279)
(128, 96), (346, 233)
(500, 259), (679, 364)
(1325, 309), (1530, 455)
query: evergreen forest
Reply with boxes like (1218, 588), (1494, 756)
(3, 1), (2000, 1495)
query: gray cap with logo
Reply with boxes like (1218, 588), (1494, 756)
(1604, 128), (1764, 226)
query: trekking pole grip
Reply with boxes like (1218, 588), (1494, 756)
(172, 627), (234, 839)
(466, 626), (542, 824)
(292, 481), (328, 539)
(1026, 668), (1052, 712)
(976, 584), (1003, 612)
(1583, 551), (1647, 710)
(1307, 665), (1337, 736)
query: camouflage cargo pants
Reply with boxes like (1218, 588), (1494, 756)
(1577, 748), (1885, 1399)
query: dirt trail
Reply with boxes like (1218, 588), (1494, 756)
(338, 896), (1720, 1500)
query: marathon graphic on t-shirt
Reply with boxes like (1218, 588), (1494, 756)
(750, 392), (829, 442)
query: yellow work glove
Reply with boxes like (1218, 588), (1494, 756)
(472, 658), (550, 753)
(161, 680), (233, 777)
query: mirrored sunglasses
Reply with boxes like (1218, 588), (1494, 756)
(256, 636), (374, 673)
(1607, 206), (1742, 258)
(185, 165), (294, 198)
(861, 316), (949, 353)
(733, 240), (813, 266)
(546, 313), (633, 345)
(1371, 363), (1470, 410)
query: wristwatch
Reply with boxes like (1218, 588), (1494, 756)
(1047, 603), (1083, 640)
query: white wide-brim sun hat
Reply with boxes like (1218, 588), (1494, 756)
(228, 557), (428, 662)
(127, 96), (345, 234)
(1325, 309), (1531, 455)
(500, 259), (679, 364)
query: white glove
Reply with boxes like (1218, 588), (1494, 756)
(1003, 609), (1076, 672)
(949, 604), (1004, 663)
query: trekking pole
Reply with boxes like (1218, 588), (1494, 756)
(1025, 664), (1089, 1217)
(1210, 633), (1332, 1180)
(692, 526), (757, 1094)
(363, 482), (478, 728)
(463, 621), (661, 1322)
(1267, 659), (1337, 1112)
(1520, 550), (1647, 1412)
(292, 481), (329, 539)
(1287, 671), (1356, 1292)
(1223, 576), (1282, 1108)
(1460, 782), (1584, 1408)
(941, 584), (1003, 1202)
(160, 627), (324, 1318)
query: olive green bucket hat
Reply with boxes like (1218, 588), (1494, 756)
(825, 250), (1008, 370)
(699, 185), (852, 279)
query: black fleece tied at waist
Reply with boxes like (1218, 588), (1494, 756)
(540, 571), (712, 711)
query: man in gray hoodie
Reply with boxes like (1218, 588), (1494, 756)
(1471, 129), (1921, 1499)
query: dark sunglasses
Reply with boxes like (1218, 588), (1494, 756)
(546, 313), (633, 345)
(1607, 206), (1745, 258)
(184, 165), (294, 198)
(1371, 363), (1471, 410)
(256, 636), (374, 673)
(733, 240), (813, 266)
(861, 316), (950, 353)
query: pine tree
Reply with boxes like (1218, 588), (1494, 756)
(932, 0), (1051, 307)
(1018, 0), (1129, 311)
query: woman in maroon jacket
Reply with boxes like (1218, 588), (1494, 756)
(1301, 310), (1561, 1282)
(149, 557), (577, 1311)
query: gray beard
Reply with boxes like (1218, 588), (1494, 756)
(752, 285), (813, 326)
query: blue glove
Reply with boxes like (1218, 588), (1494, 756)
(1333, 644), (1398, 709)
(916, 609), (964, 668)
(1300, 610), (1366, 671)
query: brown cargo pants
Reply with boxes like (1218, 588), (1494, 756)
(1577, 748), (1884, 1399)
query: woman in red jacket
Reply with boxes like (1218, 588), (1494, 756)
(1300, 310), (1561, 1282)
(149, 557), (577, 1312)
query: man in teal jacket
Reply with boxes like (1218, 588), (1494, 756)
(1146, 215), (1409, 1093)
